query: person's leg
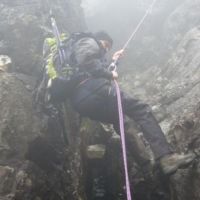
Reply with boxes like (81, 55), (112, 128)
(107, 88), (152, 167)
(70, 78), (113, 123)
(120, 91), (195, 175)
(72, 80), (195, 175)
(80, 82), (171, 161)
(113, 118), (151, 166)
(121, 93), (172, 160)
(72, 80), (151, 166)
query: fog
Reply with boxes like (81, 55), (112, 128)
(82, 0), (155, 48)
(81, 0), (184, 71)
(82, 0), (183, 44)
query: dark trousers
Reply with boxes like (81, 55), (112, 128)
(71, 78), (172, 161)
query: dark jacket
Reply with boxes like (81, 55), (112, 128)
(71, 37), (113, 80)
(70, 37), (114, 110)
(47, 36), (113, 103)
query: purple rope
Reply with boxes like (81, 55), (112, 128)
(114, 80), (132, 200)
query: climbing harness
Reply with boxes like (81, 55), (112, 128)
(112, 1), (157, 200)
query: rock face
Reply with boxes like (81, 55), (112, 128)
(0, 0), (86, 200)
(1, 0), (200, 200)
(120, 1), (200, 200)
(0, 72), (84, 200)
(0, 0), (86, 75)
(0, 55), (11, 72)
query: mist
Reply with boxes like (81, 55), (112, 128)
(1, 1), (200, 199)
(82, 0), (182, 46)
(81, 0), (184, 71)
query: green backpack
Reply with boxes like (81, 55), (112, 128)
(36, 32), (94, 104)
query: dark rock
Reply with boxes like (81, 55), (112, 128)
(0, 0), (86, 76)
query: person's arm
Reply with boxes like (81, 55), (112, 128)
(87, 59), (114, 79)
(112, 49), (124, 62)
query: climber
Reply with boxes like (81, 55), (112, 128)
(66, 31), (195, 175)
(36, 29), (195, 175)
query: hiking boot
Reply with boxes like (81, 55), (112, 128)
(159, 152), (196, 175)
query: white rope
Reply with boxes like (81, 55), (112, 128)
(122, 0), (157, 51)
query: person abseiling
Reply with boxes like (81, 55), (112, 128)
(39, 30), (196, 175)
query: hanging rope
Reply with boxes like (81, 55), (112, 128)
(114, 80), (132, 200)
(112, 1), (158, 200)
(122, 0), (157, 51)
(109, 0), (157, 70)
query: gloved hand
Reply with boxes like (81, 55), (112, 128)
(112, 70), (118, 79)
(112, 49), (124, 61)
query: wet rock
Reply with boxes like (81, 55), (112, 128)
(0, 1), (87, 200)
(0, 55), (84, 200)
(164, 0), (200, 51)
(0, 55), (11, 72)
(0, 0), (86, 75)
(0, 73), (42, 162)
(119, 1), (200, 199)
(1, 0), (200, 199)
(0, 166), (14, 195)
